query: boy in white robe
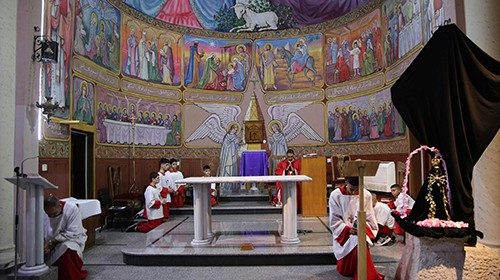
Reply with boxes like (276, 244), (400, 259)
(372, 193), (395, 246)
(158, 157), (173, 219)
(329, 177), (383, 280)
(44, 195), (88, 280)
(169, 158), (186, 208)
(137, 172), (165, 232)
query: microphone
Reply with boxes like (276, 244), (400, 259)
(19, 155), (39, 178)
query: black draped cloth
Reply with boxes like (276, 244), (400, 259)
(391, 24), (500, 239)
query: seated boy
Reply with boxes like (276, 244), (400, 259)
(389, 183), (414, 236)
(372, 193), (395, 246)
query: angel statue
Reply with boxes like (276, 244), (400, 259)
(185, 103), (244, 195)
(267, 102), (324, 171)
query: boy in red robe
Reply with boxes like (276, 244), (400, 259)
(203, 165), (218, 206)
(169, 158), (186, 208)
(329, 177), (384, 279)
(44, 195), (88, 280)
(137, 172), (165, 233)
(273, 149), (301, 207)
(158, 158), (173, 219)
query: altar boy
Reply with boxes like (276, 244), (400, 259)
(169, 158), (186, 207)
(136, 172), (165, 233)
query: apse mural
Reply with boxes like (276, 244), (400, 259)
(327, 88), (406, 143)
(72, 76), (95, 124)
(324, 9), (383, 85)
(267, 102), (324, 168)
(96, 86), (182, 146)
(122, 0), (372, 32)
(42, 0), (75, 118)
(382, 0), (422, 66)
(121, 14), (182, 85)
(74, 0), (121, 71)
(255, 34), (323, 91)
(422, 0), (446, 42)
(183, 35), (252, 92)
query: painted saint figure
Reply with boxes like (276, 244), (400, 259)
(73, 81), (93, 124)
(184, 41), (204, 86)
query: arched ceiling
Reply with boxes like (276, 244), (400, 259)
(122, 0), (373, 32)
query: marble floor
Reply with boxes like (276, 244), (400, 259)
(79, 213), (404, 279)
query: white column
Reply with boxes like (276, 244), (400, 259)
(191, 184), (210, 246)
(472, 132), (500, 247)
(463, 0), (500, 248)
(0, 0), (17, 269)
(280, 181), (300, 244)
(205, 184), (214, 239)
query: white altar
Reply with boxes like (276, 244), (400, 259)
(103, 119), (171, 145)
(175, 175), (312, 246)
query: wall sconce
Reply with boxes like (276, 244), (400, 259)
(36, 96), (59, 122)
(32, 35), (59, 63)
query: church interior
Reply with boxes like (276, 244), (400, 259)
(0, 0), (498, 279)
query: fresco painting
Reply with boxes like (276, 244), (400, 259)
(324, 9), (384, 85)
(121, 14), (182, 85)
(74, 0), (120, 71)
(382, 0), (422, 66)
(96, 86), (182, 146)
(327, 88), (406, 143)
(255, 34), (323, 91)
(183, 35), (252, 92)
(42, 0), (75, 118)
(72, 76), (95, 124)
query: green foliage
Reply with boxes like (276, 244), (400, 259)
(214, 0), (297, 32)
(214, 4), (245, 32)
(271, 4), (297, 29)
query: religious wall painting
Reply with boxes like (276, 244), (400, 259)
(327, 88), (406, 144)
(95, 86), (182, 146)
(382, 0), (422, 66)
(422, 0), (446, 43)
(267, 102), (325, 169)
(255, 34), (324, 92)
(121, 14), (182, 86)
(324, 9), (384, 85)
(74, 0), (121, 72)
(42, 0), (76, 119)
(183, 35), (252, 92)
(72, 76), (95, 124)
(121, 0), (372, 32)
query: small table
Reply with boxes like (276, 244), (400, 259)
(175, 175), (311, 246)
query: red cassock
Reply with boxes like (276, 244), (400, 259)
(171, 185), (186, 208)
(137, 200), (164, 233)
(274, 158), (301, 207)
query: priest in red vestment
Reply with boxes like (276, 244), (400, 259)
(273, 149), (301, 207)
(44, 195), (88, 280)
(328, 177), (384, 280)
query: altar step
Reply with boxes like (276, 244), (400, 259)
(170, 200), (281, 215)
(121, 214), (336, 266)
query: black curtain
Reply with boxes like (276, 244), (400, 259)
(391, 24), (500, 236)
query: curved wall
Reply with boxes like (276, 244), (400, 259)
(39, 0), (459, 193)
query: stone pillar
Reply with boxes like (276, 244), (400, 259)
(13, 0), (44, 265)
(472, 132), (500, 247)
(396, 234), (467, 280)
(0, 0), (18, 270)
(462, 0), (500, 248)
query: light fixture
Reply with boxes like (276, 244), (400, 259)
(35, 96), (59, 122)
(32, 35), (59, 63)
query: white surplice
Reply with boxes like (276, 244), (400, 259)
(328, 187), (378, 260)
(44, 202), (87, 265)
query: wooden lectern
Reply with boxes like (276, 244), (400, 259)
(343, 160), (380, 280)
(5, 175), (57, 276)
(300, 156), (327, 216)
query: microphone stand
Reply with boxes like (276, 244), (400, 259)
(12, 155), (38, 280)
